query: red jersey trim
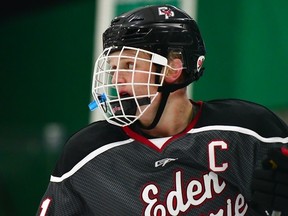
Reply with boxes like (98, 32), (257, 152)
(122, 101), (203, 152)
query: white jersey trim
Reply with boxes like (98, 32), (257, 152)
(50, 138), (134, 183)
(50, 125), (288, 183)
(149, 137), (172, 149)
(189, 125), (288, 143)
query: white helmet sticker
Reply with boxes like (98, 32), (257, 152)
(197, 55), (205, 72)
(158, 7), (175, 19)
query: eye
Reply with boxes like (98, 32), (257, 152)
(127, 62), (134, 70)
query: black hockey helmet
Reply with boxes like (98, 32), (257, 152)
(103, 4), (206, 86)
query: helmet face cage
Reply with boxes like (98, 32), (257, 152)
(92, 46), (168, 127)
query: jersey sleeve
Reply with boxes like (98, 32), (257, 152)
(36, 121), (128, 215)
(36, 179), (88, 216)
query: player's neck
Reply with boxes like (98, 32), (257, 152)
(140, 92), (194, 137)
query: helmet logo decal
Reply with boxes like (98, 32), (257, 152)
(197, 55), (205, 72)
(158, 7), (175, 19)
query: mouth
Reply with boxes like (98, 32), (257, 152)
(119, 92), (131, 99)
(110, 92), (136, 116)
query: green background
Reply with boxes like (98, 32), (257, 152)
(194, 0), (288, 110)
(0, 1), (95, 215)
(0, 0), (287, 215)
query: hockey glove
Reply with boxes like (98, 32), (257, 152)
(251, 146), (288, 213)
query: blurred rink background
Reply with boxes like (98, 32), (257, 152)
(0, 0), (288, 215)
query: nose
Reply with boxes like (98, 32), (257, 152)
(111, 69), (127, 84)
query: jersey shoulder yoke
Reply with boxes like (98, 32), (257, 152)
(52, 120), (129, 177)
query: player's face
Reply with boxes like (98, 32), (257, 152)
(92, 46), (167, 126)
(108, 49), (159, 98)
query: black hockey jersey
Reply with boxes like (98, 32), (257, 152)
(37, 99), (288, 215)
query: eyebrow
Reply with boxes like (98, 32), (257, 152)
(107, 51), (151, 65)
(107, 56), (132, 65)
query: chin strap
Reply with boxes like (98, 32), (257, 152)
(140, 67), (204, 130)
(141, 90), (170, 130)
(140, 75), (196, 130)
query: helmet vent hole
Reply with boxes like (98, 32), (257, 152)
(111, 18), (120, 24)
(130, 18), (144, 22)
(123, 28), (151, 40)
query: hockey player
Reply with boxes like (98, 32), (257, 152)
(37, 4), (288, 215)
